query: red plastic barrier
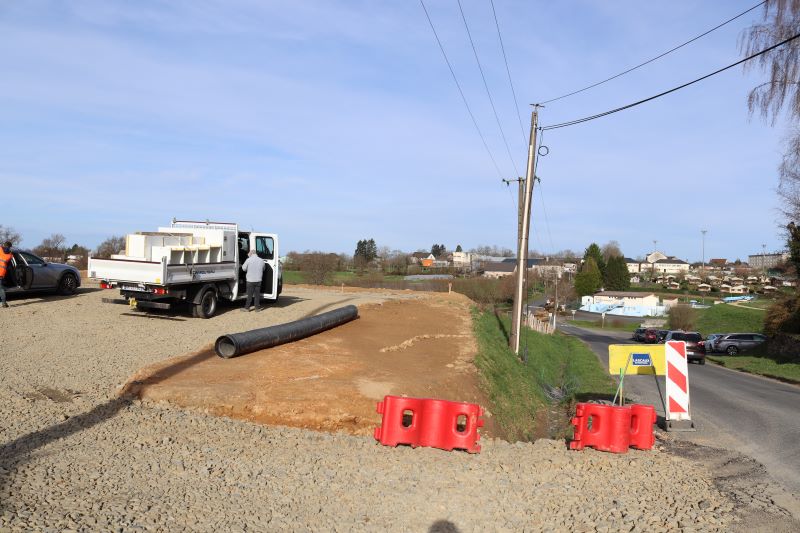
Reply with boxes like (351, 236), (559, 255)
(374, 395), (484, 453)
(570, 402), (656, 453)
(569, 403), (613, 451)
(607, 405), (632, 453)
(629, 404), (657, 450)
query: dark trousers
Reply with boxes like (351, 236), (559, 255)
(244, 281), (261, 309)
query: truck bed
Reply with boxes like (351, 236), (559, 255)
(89, 257), (237, 286)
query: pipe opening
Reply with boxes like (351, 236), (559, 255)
(215, 337), (237, 358)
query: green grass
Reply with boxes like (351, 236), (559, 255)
(282, 270), (356, 285)
(473, 309), (615, 442)
(693, 304), (765, 335)
(566, 319), (639, 332)
(734, 299), (772, 310)
(707, 355), (800, 384)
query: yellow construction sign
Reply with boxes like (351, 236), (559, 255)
(608, 344), (666, 376)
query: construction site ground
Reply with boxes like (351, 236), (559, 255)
(123, 287), (494, 436)
(1, 284), (796, 530)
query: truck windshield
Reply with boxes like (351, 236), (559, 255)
(255, 236), (274, 260)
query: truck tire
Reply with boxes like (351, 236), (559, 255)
(193, 287), (218, 319)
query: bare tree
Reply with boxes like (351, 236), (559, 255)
(94, 236), (126, 259)
(741, 0), (800, 219)
(0, 225), (22, 246)
(297, 252), (338, 285)
(33, 233), (67, 260)
(668, 305), (697, 331)
(601, 240), (623, 262)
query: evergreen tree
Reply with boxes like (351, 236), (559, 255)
(583, 243), (606, 278)
(574, 257), (603, 297)
(604, 255), (631, 291)
(366, 239), (377, 261)
(455, 244), (463, 252)
(354, 239), (378, 263)
(431, 244), (447, 257)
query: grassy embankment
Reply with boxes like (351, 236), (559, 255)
(472, 309), (614, 442)
(691, 304), (800, 384)
(705, 354), (800, 384)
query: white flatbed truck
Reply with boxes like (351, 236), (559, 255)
(88, 219), (282, 318)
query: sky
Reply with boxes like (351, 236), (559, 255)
(0, 0), (792, 262)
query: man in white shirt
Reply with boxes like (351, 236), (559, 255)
(241, 249), (265, 312)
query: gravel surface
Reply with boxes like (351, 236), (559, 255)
(0, 286), (403, 396)
(0, 286), (744, 530)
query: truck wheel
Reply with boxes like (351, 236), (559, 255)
(193, 288), (218, 319)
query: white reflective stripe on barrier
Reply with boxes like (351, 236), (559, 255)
(665, 340), (691, 421)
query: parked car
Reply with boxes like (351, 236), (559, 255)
(2, 250), (82, 296)
(663, 331), (705, 364)
(643, 328), (658, 343)
(702, 333), (725, 353)
(633, 328), (647, 342)
(656, 330), (669, 343)
(712, 333), (767, 355)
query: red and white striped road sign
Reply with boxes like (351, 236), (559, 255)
(665, 340), (692, 421)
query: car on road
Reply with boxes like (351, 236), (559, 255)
(2, 251), (82, 296)
(656, 329), (669, 343)
(663, 331), (705, 364)
(711, 333), (767, 355)
(701, 333), (725, 353)
(643, 328), (658, 343)
(633, 328), (647, 342)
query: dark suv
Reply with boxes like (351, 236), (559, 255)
(712, 333), (767, 355)
(633, 328), (646, 342)
(663, 331), (705, 364)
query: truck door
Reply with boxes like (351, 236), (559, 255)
(232, 231), (250, 298)
(251, 233), (278, 299)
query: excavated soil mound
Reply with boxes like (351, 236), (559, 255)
(123, 292), (495, 436)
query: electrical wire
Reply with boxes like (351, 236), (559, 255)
(489, 0), (527, 145)
(538, 0), (767, 105)
(541, 30), (800, 131)
(456, 0), (521, 177)
(419, 0), (504, 179)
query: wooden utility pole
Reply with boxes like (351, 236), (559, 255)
(504, 176), (525, 345)
(510, 107), (539, 354)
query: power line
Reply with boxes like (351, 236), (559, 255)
(489, 0), (527, 145)
(456, 0), (520, 177)
(419, 0), (504, 179)
(539, 0), (767, 105)
(541, 30), (800, 131)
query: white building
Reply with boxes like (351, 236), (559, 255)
(451, 251), (472, 268)
(626, 251), (690, 275)
(592, 291), (659, 308)
(748, 252), (789, 270)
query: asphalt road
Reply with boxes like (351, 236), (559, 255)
(558, 322), (800, 496)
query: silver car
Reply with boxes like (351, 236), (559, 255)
(2, 250), (82, 296)
(713, 333), (767, 355)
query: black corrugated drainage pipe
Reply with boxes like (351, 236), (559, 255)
(215, 305), (359, 358)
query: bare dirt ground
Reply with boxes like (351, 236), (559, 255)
(123, 292), (495, 436)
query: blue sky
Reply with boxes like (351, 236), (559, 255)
(0, 0), (790, 262)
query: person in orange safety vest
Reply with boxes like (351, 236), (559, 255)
(0, 241), (12, 308)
